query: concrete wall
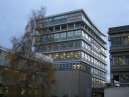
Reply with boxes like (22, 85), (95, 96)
(104, 87), (129, 97)
(52, 70), (92, 97)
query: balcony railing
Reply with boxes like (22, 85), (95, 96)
(110, 45), (129, 52)
(111, 65), (129, 72)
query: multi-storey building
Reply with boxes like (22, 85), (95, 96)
(108, 25), (129, 86)
(35, 9), (107, 97)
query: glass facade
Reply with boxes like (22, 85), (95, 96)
(35, 30), (83, 44)
(53, 63), (90, 73)
(35, 11), (107, 88)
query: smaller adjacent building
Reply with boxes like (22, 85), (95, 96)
(108, 25), (129, 86)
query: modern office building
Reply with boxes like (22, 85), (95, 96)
(108, 25), (129, 86)
(34, 9), (107, 97)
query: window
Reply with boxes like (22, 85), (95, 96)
(74, 51), (81, 59)
(126, 56), (129, 64)
(127, 36), (129, 44)
(87, 55), (91, 61)
(67, 41), (74, 49)
(59, 52), (66, 59)
(48, 27), (54, 32)
(82, 41), (85, 47)
(68, 23), (74, 29)
(55, 26), (60, 31)
(88, 36), (91, 42)
(67, 31), (73, 38)
(74, 30), (82, 37)
(114, 56), (126, 65)
(91, 57), (93, 63)
(74, 41), (81, 48)
(85, 53), (88, 60)
(61, 42), (67, 50)
(67, 52), (74, 59)
(53, 53), (59, 59)
(60, 32), (66, 39)
(76, 64), (81, 69)
(54, 43), (61, 50)
(42, 35), (47, 42)
(61, 25), (67, 30)
(118, 56), (126, 65)
(91, 67), (94, 74)
(73, 64), (76, 69)
(46, 44), (51, 51)
(81, 52), (85, 59)
(111, 36), (127, 46)
(54, 33), (60, 40)
(75, 22), (81, 28)
(47, 34), (53, 41)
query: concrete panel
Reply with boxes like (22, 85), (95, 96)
(52, 70), (92, 97)
(104, 87), (129, 97)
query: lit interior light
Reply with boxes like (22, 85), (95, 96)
(76, 64), (80, 69)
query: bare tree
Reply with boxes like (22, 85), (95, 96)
(0, 7), (55, 97)
(11, 7), (46, 58)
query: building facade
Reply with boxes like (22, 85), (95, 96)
(108, 25), (129, 86)
(35, 9), (107, 97)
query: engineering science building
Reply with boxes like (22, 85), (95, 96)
(34, 9), (107, 97)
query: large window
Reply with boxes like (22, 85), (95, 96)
(67, 31), (73, 38)
(113, 55), (129, 65)
(39, 30), (84, 43)
(54, 43), (61, 50)
(53, 53), (59, 59)
(111, 36), (129, 46)
(60, 32), (66, 39)
(54, 63), (89, 72)
(74, 30), (82, 37)
(61, 42), (67, 49)
(41, 41), (81, 52)
(42, 35), (47, 42)
(114, 56), (126, 65)
(74, 41), (81, 48)
(67, 41), (74, 49)
(67, 52), (74, 59)
(74, 51), (81, 59)
(47, 34), (53, 41)
(81, 52), (85, 59)
(54, 33), (60, 40)
(68, 23), (74, 29)
(60, 52), (66, 59)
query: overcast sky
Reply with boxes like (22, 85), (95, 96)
(0, 0), (129, 81)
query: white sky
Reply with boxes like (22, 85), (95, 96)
(0, 0), (129, 82)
